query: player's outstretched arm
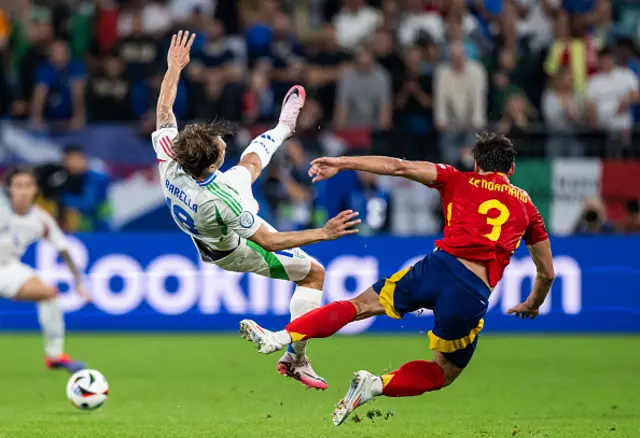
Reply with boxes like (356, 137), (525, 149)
(309, 156), (438, 185)
(156, 30), (195, 130)
(507, 239), (555, 320)
(249, 210), (360, 252)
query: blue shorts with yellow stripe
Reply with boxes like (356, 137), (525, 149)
(372, 249), (490, 369)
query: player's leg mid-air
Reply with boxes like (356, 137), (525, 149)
(241, 140), (554, 424)
(233, 86), (332, 389)
(156, 31), (359, 389)
(1, 167), (88, 372)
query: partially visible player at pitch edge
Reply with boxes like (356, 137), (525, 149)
(154, 31), (360, 389)
(240, 132), (555, 424)
(0, 166), (88, 372)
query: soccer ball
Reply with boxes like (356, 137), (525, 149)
(66, 369), (109, 410)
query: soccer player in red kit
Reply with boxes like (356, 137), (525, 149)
(240, 132), (555, 425)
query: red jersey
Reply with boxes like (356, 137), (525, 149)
(429, 164), (548, 287)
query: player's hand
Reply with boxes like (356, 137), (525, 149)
(506, 301), (539, 320)
(309, 157), (342, 183)
(75, 280), (91, 302)
(322, 210), (360, 240)
(167, 30), (196, 71)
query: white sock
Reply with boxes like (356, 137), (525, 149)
(37, 297), (65, 358)
(274, 329), (292, 346)
(241, 125), (291, 168)
(287, 286), (322, 360)
(371, 376), (384, 396)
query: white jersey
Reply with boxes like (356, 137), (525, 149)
(0, 194), (68, 265)
(152, 127), (262, 252)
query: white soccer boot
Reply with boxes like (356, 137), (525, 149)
(277, 351), (328, 390)
(239, 319), (284, 354)
(278, 85), (306, 137)
(332, 370), (380, 426)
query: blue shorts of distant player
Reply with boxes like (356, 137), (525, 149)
(372, 249), (490, 369)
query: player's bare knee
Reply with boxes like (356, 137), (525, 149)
(350, 288), (385, 319)
(433, 351), (463, 387)
(298, 261), (325, 290)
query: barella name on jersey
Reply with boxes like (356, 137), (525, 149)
(166, 179), (198, 213)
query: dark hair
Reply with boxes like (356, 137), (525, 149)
(471, 132), (517, 174)
(63, 143), (84, 155)
(598, 45), (614, 58)
(627, 199), (640, 214)
(173, 119), (237, 178)
(4, 166), (37, 188)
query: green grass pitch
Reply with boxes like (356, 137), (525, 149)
(0, 334), (638, 438)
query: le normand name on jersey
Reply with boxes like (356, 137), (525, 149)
(468, 176), (529, 203)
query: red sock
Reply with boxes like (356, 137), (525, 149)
(381, 360), (445, 397)
(286, 300), (356, 342)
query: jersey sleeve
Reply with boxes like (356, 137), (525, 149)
(36, 208), (69, 252)
(426, 163), (461, 191)
(523, 201), (549, 246)
(151, 127), (179, 162)
(198, 191), (261, 240)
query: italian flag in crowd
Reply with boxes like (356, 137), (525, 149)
(510, 159), (640, 234)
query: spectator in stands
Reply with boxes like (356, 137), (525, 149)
(586, 46), (640, 154)
(0, 11), (10, 118)
(398, 0), (444, 47)
(243, 68), (276, 123)
(372, 29), (405, 93)
(307, 24), (351, 122)
(60, 145), (111, 232)
(380, 0), (403, 33)
(264, 12), (307, 101)
(201, 18), (242, 78)
(496, 92), (537, 140)
(621, 200), (640, 233)
(333, 0), (382, 50)
(542, 66), (585, 156)
(434, 40), (487, 164)
(118, 0), (171, 38)
(443, 16), (480, 60)
(131, 68), (187, 128)
(86, 53), (132, 122)
(544, 11), (600, 94)
(31, 40), (86, 130)
(264, 139), (315, 231)
(347, 171), (391, 236)
(334, 47), (392, 130)
(573, 197), (615, 234)
(12, 18), (54, 120)
(114, 13), (160, 82)
(395, 46), (433, 134)
(192, 69), (243, 122)
(514, 0), (557, 53)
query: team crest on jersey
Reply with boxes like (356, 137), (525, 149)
(240, 211), (255, 228)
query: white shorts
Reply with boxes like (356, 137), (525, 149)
(195, 165), (314, 282)
(0, 261), (37, 299)
(213, 238), (312, 282)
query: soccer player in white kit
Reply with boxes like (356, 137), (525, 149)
(153, 31), (360, 389)
(0, 167), (87, 372)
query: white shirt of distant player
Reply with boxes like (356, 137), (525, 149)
(152, 127), (261, 252)
(587, 66), (640, 131)
(0, 201), (68, 264)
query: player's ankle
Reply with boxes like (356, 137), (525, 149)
(274, 329), (292, 346)
(371, 375), (383, 397)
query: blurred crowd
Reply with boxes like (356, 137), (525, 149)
(1, 0), (640, 235)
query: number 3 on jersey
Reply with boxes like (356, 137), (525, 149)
(166, 198), (199, 235)
(447, 199), (510, 242)
(478, 199), (510, 241)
